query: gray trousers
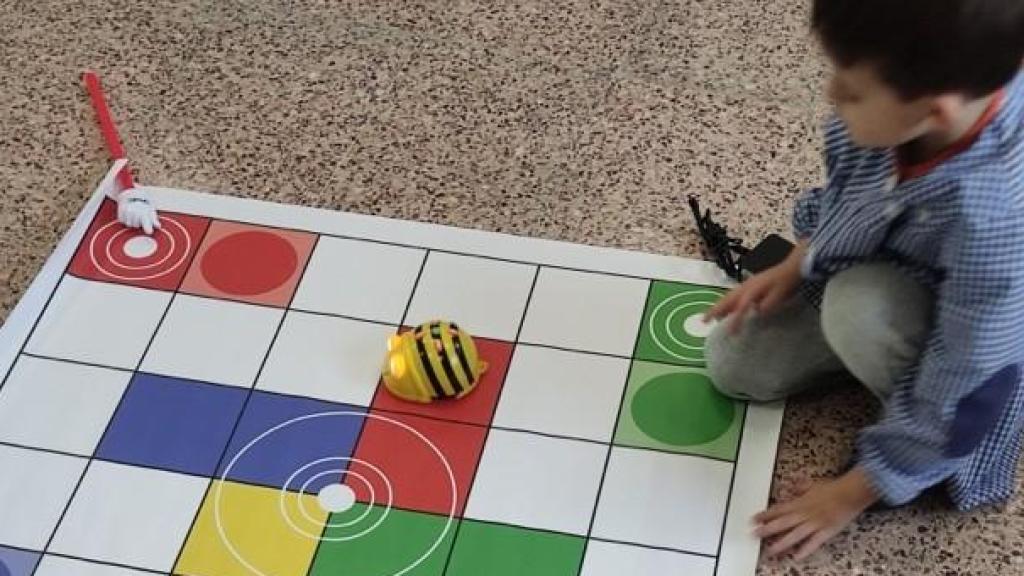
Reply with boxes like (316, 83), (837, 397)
(706, 263), (934, 402)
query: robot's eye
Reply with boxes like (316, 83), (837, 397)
(387, 335), (403, 352)
(389, 355), (406, 377)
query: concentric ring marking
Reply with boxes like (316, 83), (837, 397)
(286, 459), (378, 529)
(216, 411), (457, 576)
(648, 290), (721, 362)
(89, 216), (191, 281)
(279, 456), (392, 540)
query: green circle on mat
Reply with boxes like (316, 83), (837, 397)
(631, 372), (735, 446)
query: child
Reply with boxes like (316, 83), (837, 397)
(704, 0), (1024, 560)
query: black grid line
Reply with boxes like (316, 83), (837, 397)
(573, 280), (655, 576)
(301, 248), (432, 576)
(165, 234), (322, 575)
(13, 347), (737, 468)
(287, 306), (400, 328)
(0, 365), (741, 480)
(0, 440), (92, 462)
(438, 264), (541, 576)
(17, 352), (136, 374)
(30, 206), (216, 575)
(146, 205), (711, 286)
(17, 328), (699, 384)
(0, 199), (164, 573)
(450, 515), (721, 560)
(35, 290), (178, 565)
(0, 544), (168, 575)
(513, 340), (634, 361)
(2, 484), (712, 564)
(54, 276), (712, 368)
(712, 404), (751, 576)
(0, 272), (75, 397)
(587, 535), (719, 560)
(355, 396), (743, 466)
(243, 374), (742, 464)
(8, 354), (737, 471)
(0, 437), (451, 512)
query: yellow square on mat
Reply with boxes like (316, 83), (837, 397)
(175, 480), (327, 576)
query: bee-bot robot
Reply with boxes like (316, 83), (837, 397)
(382, 321), (489, 403)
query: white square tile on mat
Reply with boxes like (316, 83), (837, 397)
(0, 356), (131, 456)
(0, 444), (87, 550)
(26, 276), (171, 369)
(465, 428), (606, 536)
(257, 311), (396, 406)
(292, 237), (426, 324)
(520, 268), (649, 356)
(580, 540), (716, 576)
(494, 345), (630, 442)
(141, 295), (283, 388)
(50, 460), (208, 572)
(35, 556), (155, 576)
(592, 447), (733, 556)
(404, 252), (536, 341)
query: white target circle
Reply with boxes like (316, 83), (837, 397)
(299, 470), (373, 526)
(279, 456), (392, 541)
(683, 312), (717, 338)
(285, 460), (378, 530)
(318, 483), (356, 513)
(123, 235), (159, 259)
(216, 411), (457, 576)
(105, 228), (175, 270)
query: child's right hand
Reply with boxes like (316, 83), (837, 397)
(705, 240), (807, 334)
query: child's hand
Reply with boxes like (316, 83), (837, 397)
(704, 242), (806, 333)
(753, 467), (880, 560)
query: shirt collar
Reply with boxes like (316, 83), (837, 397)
(896, 89), (1006, 183)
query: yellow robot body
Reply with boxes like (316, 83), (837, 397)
(382, 321), (488, 403)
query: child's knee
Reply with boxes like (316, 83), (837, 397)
(706, 324), (789, 402)
(822, 263), (933, 397)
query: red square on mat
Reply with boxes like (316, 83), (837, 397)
(68, 199), (210, 292)
(347, 411), (487, 517)
(371, 336), (514, 426)
(180, 220), (317, 307)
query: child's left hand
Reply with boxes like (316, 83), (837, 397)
(753, 467), (880, 560)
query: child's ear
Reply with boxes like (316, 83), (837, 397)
(927, 94), (966, 131)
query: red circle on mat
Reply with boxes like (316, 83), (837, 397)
(200, 231), (298, 296)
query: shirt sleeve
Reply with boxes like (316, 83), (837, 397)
(856, 201), (1024, 505)
(791, 187), (823, 240)
(792, 116), (848, 240)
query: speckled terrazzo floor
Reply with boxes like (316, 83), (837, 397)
(1, 1), (1021, 574)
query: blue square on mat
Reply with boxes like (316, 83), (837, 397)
(218, 391), (366, 492)
(0, 546), (40, 576)
(96, 373), (247, 476)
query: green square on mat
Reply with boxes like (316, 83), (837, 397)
(614, 360), (745, 461)
(445, 521), (585, 576)
(308, 504), (456, 576)
(634, 281), (725, 367)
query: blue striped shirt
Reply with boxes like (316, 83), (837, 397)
(792, 72), (1024, 509)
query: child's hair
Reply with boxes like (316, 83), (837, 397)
(812, 0), (1024, 99)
